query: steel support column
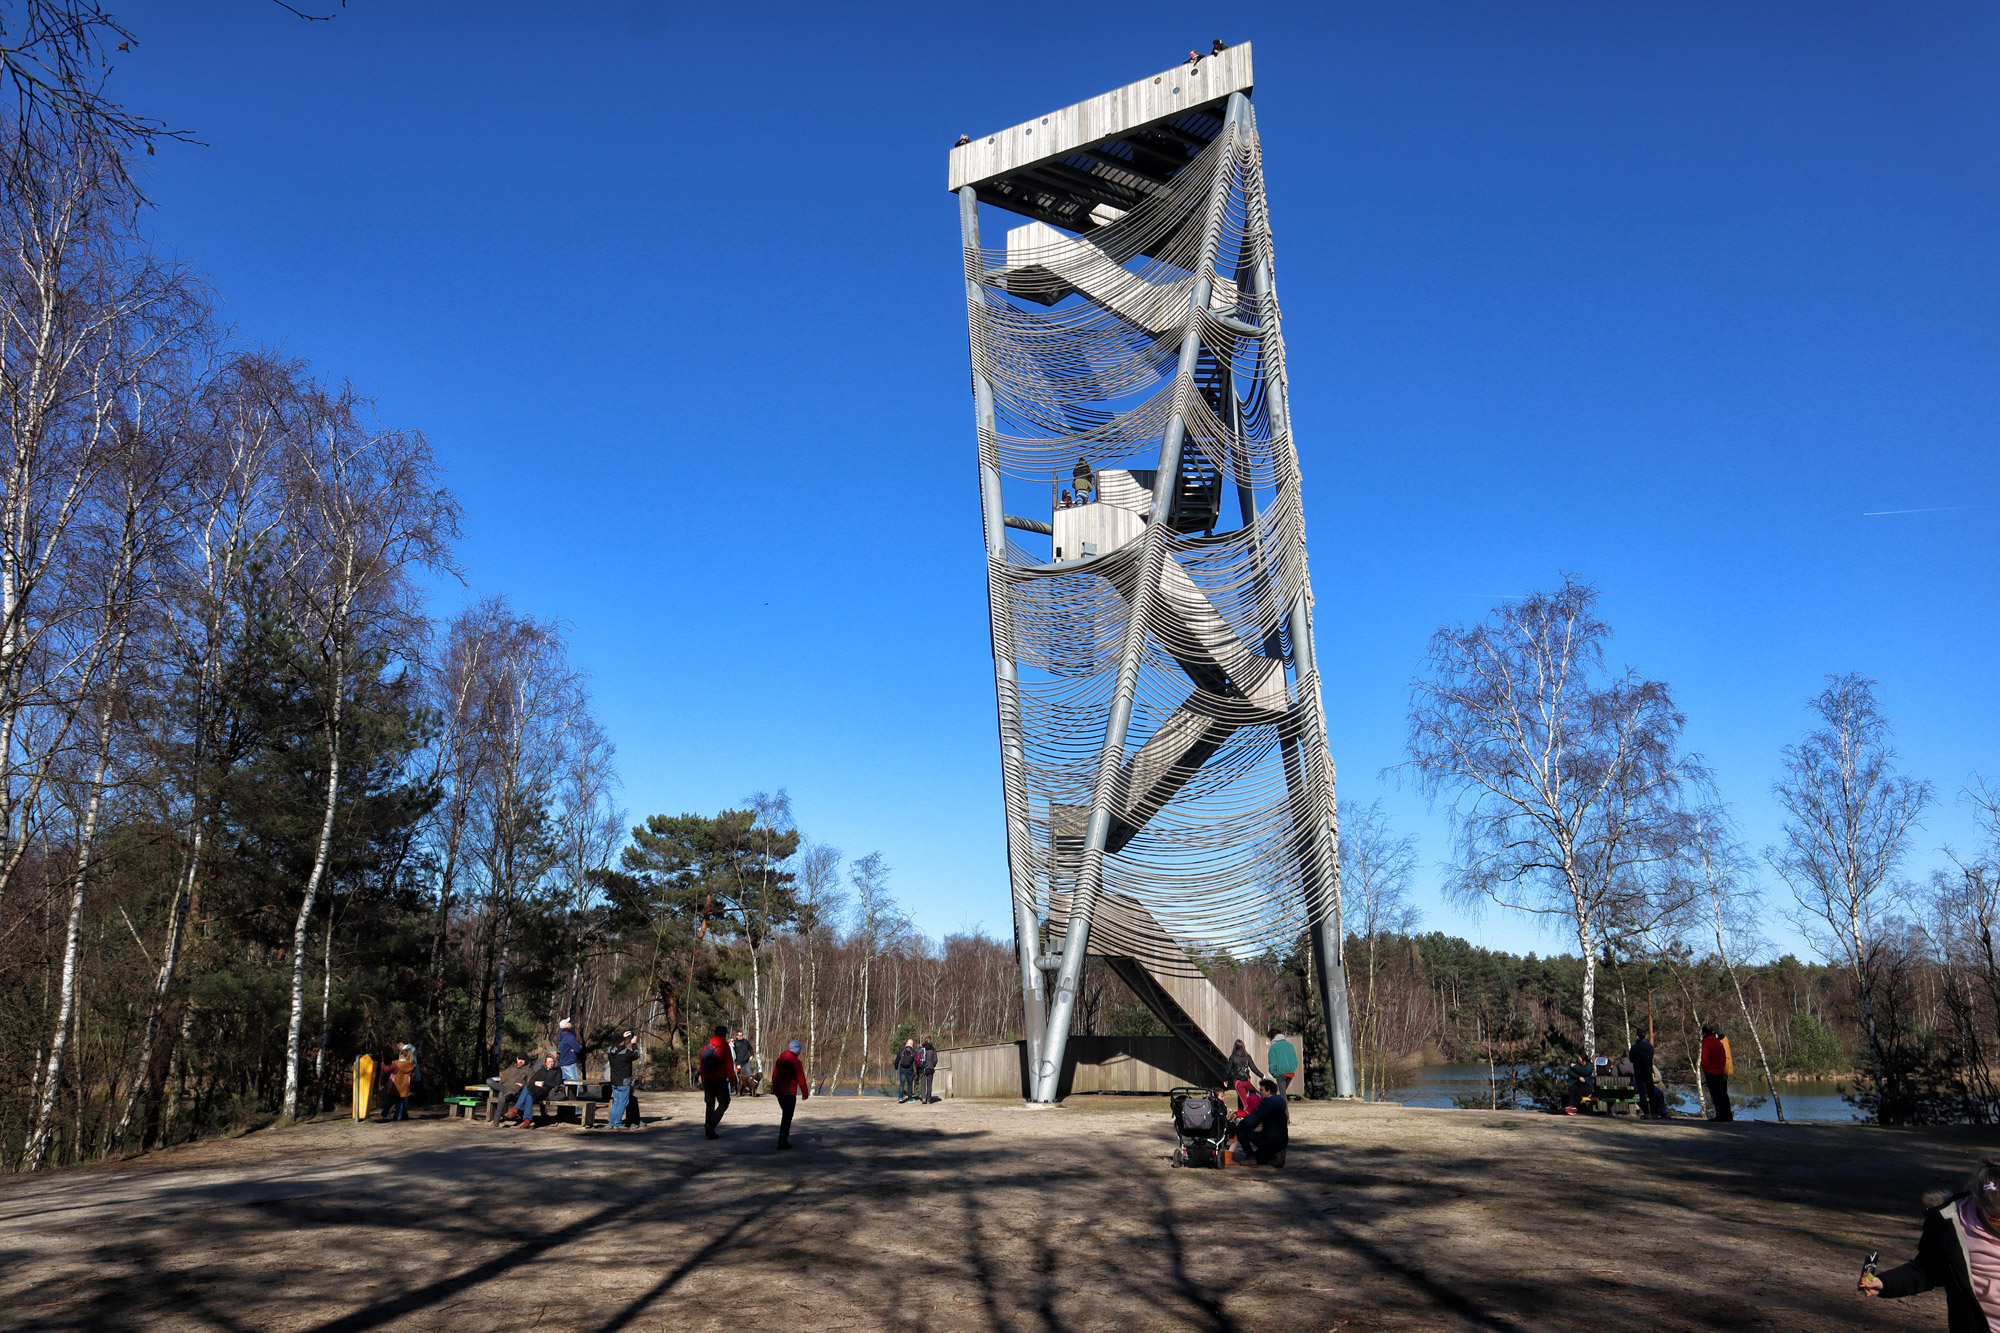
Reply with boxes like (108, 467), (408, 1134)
(1030, 93), (1250, 1103)
(1244, 101), (1356, 1096)
(959, 185), (1049, 1091)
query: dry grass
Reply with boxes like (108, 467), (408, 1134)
(0, 1090), (1987, 1330)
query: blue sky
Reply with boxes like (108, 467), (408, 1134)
(113, 3), (1996, 959)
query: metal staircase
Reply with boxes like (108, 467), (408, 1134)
(1043, 882), (1269, 1084)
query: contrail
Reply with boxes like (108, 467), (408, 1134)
(1862, 505), (1968, 517)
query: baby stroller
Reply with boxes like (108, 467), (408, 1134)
(1169, 1086), (1232, 1168)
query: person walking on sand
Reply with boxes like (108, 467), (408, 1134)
(771, 1039), (810, 1148)
(1700, 1024), (1734, 1121)
(605, 1029), (642, 1130)
(918, 1040), (939, 1104)
(1861, 1157), (2000, 1327)
(379, 1044), (416, 1121)
(1267, 1029), (1300, 1100)
(557, 1019), (583, 1082)
(895, 1038), (920, 1102)
(699, 1024), (737, 1139)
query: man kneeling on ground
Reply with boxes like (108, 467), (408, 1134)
(506, 1054), (566, 1129)
(1234, 1077), (1288, 1166)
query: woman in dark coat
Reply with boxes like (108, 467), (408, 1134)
(1862, 1158), (2000, 1330)
(1226, 1039), (1260, 1113)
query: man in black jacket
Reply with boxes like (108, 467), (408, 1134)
(606, 1031), (642, 1130)
(1629, 1032), (1666, 1119)
(507, 1054), (565, 1130)
(1234, 1079), (1288, 1166)
(918, 1040), (939, 1104)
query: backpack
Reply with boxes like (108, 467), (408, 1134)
(699, 1044), (723, 1079)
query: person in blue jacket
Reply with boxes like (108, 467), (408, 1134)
(557, 1019), (583, 1082)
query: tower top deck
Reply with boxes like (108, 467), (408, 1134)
(946, 44), (1254, 235)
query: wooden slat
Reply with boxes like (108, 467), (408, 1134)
(948, 45), (1254, 193)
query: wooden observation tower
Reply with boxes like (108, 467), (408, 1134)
(949, 45), (1358, 1102)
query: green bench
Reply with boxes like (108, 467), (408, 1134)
(445, 1094), (485, 1120)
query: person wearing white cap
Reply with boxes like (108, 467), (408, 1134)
(556, 1019), (583, 1082)
(771, 1039), (811, 1150)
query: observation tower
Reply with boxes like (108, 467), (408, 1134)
(949, 45), (1357, 1103)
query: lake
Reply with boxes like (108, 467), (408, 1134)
(1380, 1063), (1862, 1123)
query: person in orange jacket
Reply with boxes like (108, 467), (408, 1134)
(698, 1024), (737, 1139)
(1700, 1024), (1734, 1121)
(379, 1044), (416, 1121)
(771, 1039), (811, 1149)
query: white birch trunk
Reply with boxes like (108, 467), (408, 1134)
(22, 677), (120, 1170)
(281, 640), (345, 1121)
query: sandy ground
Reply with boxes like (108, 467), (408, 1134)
(0, 1091), (1990, 1331)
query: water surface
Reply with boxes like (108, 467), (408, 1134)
(1380, 1063), (1860, 1123)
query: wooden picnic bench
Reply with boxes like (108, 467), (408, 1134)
(459, 1079), (613, 1128)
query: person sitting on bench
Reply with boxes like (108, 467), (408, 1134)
(1233, 1078), (1288, 1166)
(491, 1054), (531, 1116)
(1562, 1054), (1594, 1115)
(506, 1054), (565, 1129)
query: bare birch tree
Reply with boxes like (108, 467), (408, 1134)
(1405, 578), (1701, 1059)
(793, 840), (842, 1089)
(470, 610), (577, 1072)
(1339, 800), (1419, 1099)
(115, 352), (292, 1148)
(1771, 673), (1931, 1117)
(276, 388), (458, 1119)
(846, 851), (899, 1093)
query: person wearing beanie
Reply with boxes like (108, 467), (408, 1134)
(918, 1039), (939, 1105)
(771, 1039), (810, 1149)
(556, 1019), (583, 1083)
(605, 1029), (643, 1130)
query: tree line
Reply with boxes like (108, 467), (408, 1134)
(1332, 578), (1998, 1125)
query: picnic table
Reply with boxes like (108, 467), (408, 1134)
(454, 1079), (615, 1128)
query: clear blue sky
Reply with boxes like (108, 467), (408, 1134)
(114, 3), (1996, 960)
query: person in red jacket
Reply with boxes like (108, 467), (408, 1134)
(771, 1039), (810, 1149)
(699, 1024), (737, 1139)
(1700, 1024), (1734, 1121)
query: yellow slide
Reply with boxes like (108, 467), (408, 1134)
(352, 1053), (375, 1122)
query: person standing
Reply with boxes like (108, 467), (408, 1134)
(380, 1044), (416, 1121)
(1629, 1030), (1665, 1119)
(605, 1029), (642, 1130)
(895, 1038), (920, 1103)
(1226, 1039), (1261, 1112)
(699, 1024), (737, 1139)
(732, 1029), (758, 1095)
(1700, 1024), (1734, 1121)
(918, 1040), (939, 1104)
(771, 1039), (810, 1149)
(1267, 1030), (1300, 1100)
(557, 1019), (583, 1082)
